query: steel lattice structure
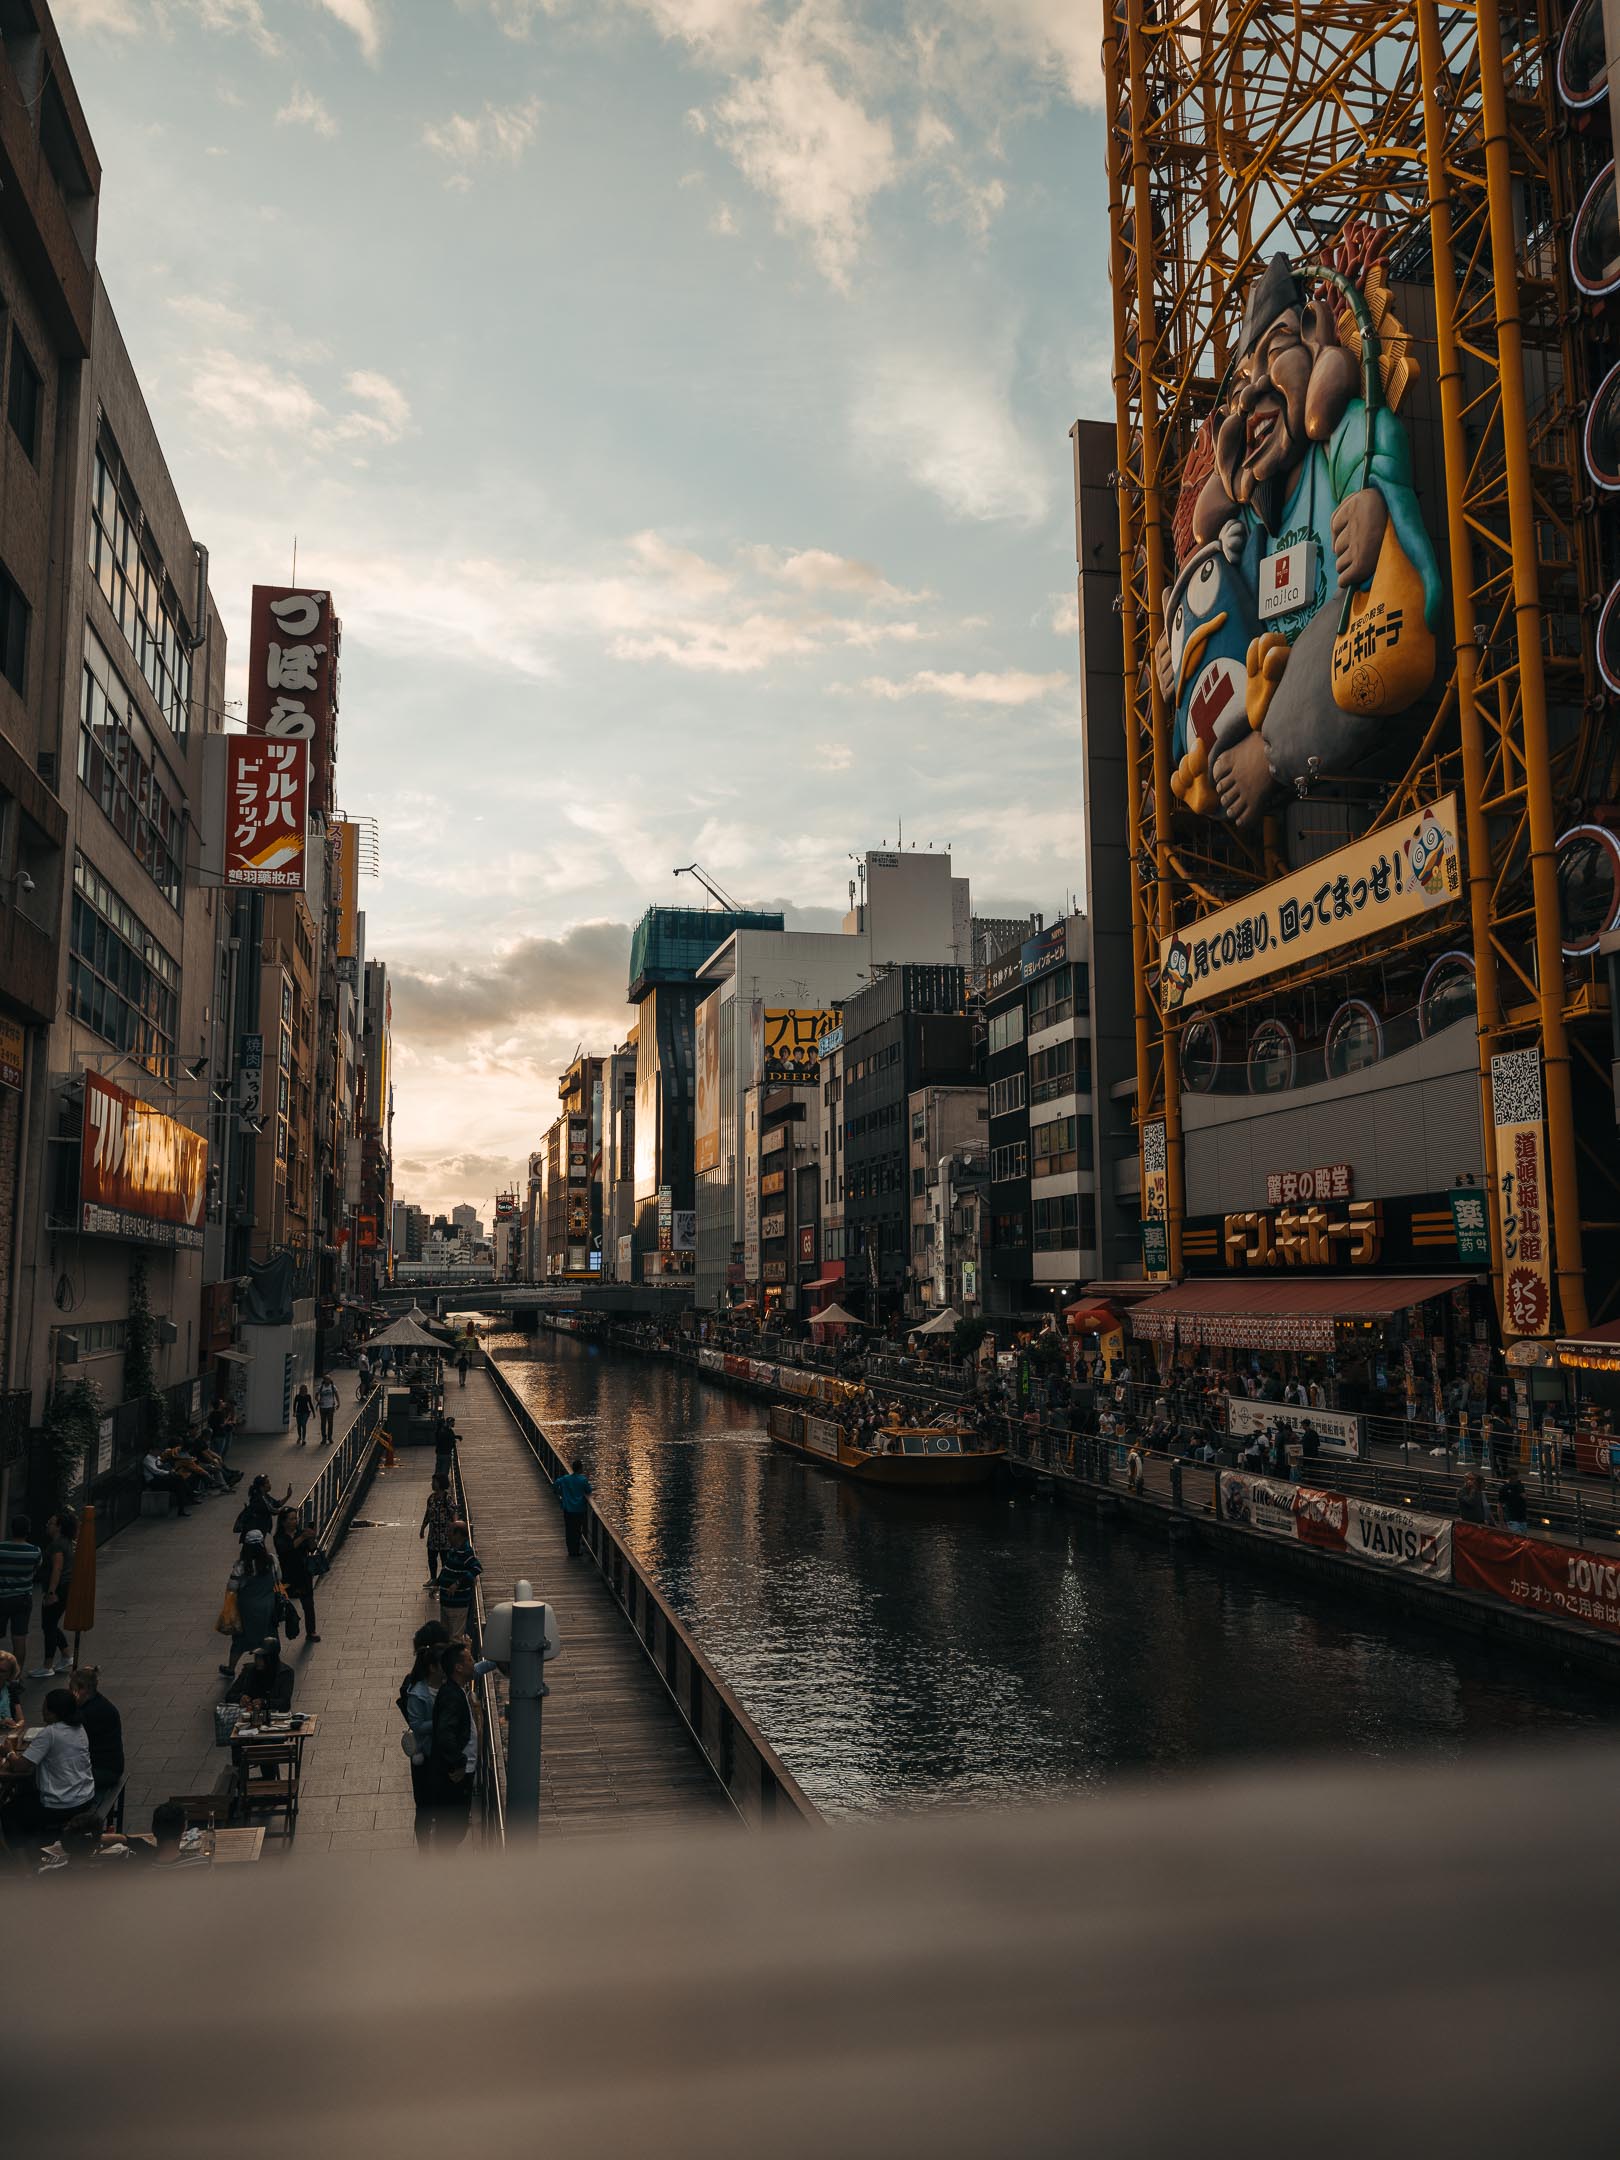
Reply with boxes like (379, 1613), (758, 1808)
(1108, 0), (1620, 1336)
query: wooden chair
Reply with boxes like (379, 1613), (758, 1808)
(234, 1740), (300, 1838)
(165, 1793), (230, 1831)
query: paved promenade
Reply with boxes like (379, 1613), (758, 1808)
(68, 1387), (435, 1858)
(453, 1366), (728, 1835)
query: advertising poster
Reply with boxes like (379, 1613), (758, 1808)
(1141, 1117), (1169, 1279)
(1217, 1471), (1304, 1541)
(1491, 1049), (1553, 1340)
(1159, 796), (1460, 1011)
(694, 990), (721, 1174)
(333, 817), (361, 962)
(0, 1015), (23, 1091)
(1453, 1526), (1620, 1637)
(224, 736), (309, 889)
(80, 1072), (206, 1247)
(1226, 1394), (1362, 1460)
(1344, 1499), (1452, 1579)
(762, 1007), (841, 1084)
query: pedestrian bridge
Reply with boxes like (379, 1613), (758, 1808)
(376, 1282), (694, 1321)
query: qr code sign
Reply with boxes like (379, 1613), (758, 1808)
(1490, 1049), (1543, 1129)
(1142, 1120), (1167, 1173)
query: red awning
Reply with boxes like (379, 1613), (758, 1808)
(1560, 1316), (1620, 1349)
(801, 1275), (847, 1294)
(1127, 1276), (1475, 1354)
(1064, 1301), (1119, 1332)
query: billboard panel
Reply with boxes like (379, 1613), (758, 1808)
(224, 736), (309, 888)
(246, 585), (340, 813)
(1159, 797), (1461, 1013)
(762, 1007), (840, 1085)
(80, 1072), (206, 1247)
(1491, 1049), (1553, 1339)
(333, 817), (361, 960)
(694, 990), (721, 1175)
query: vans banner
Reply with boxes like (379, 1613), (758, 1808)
(1345, 1499), (1452, 1579)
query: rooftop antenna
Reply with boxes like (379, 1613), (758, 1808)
(673, 861), (741, 911)
(292, 535), (298, 582)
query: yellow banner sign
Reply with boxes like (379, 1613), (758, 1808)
(695, 990), (721, 1176)
(1159, 796), (1461, 1012)
(1492, 1049), (1553, 1340)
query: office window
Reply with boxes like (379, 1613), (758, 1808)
(7, 327), (40, 462)
(1030, 1038), (1091, 1103)
(67, 852), (180, 1083)
(912, 1109), (926, 1140)
(989, 1072), (1025, 1118)
(88, 435), (194, 738)
(912, 1166), (925, 1197)
(1028, 967), (1073, 1031)
(76, 634), (183, 907)
(987, 1004), (1025, 1056)
(990, 1140), (1027, 1185)
(1033, 1193), (1097, 1251)
(0, 560), (29, 697)
(993, 1209), (1027, 1250)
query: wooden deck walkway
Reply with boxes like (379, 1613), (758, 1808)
(451, 1368), (730, 1836)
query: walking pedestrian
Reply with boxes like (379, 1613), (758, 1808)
(397, 1638), (444, 1848)
(274, 1507), (322, 1643)
(67, 1665), (124, 1796)
(1457, 1471), (1490, 1525)
(29, 1508), (75, 1681)
(419, 1474), (453, 1595)
(233, 1474), (290, 1546)
(456, 1349), (470, 1389)
(436, 1522), (483, 1634)
(357, 1349), (373, 1401)
(555, 1459), (593, 1558)
(293, 1381), (315, 1447)
(424, 1638), (477, 1849)
(0, 1687), (95, 1853)
(1498, 1471), (1529, 1533)
(317, 1373), (339, 1445)
(218, 1536), (277, 1680)
(0, 1514), (40, 1674)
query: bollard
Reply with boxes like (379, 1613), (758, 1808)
(1169, 1458), (1183, 1511)
(504, 1578), (555, 1837)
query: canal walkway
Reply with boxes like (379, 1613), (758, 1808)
(452, 1366), (729, 1835)
(67, 1388), (434, 1857)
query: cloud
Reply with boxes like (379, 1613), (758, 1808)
(276, 86), (337, 137)
(391, 920), (634, 1045)
(190, 349), (326, 437)
(422, 94), (543, 176)
(313, 0), (382, 60)
(852, 349), (1052, 523)
(185, 347), (410, 455)
(334, 369), (412, 444)
(709, 201), (739, 236)
(710, 37), (896, 288)
(856, 668), (1070, 706)
(1048, 591), (1079, 637)
(57, 0), (280, 46)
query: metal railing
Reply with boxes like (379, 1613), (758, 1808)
(448, 1448), (507, 1846)
(295, 1387), (385, 1549)
(482, 1356), (819, 1827)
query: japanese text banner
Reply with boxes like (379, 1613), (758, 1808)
(1453, 1526), (1620, 1637)
(1491, 1049), (1553, 1340)
(224, 736), (309, 889)
(1159, 795), (1461, 1012)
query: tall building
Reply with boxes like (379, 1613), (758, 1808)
(8, 157), (230, 1507)
(982, 914), (1100, 1319)
(626, 902), (783, 1284)
(841, 965), (977, 1323)
(601, 1035), (636, 1280)
(906, 1082), (988, 1317)
(358, 958), (392, 1296)
(535, 1050), (603, 1279)
(451, 1203), (482, 1243)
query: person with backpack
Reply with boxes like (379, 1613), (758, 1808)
(234, 1475), (290, 1546)
(316, 1373), (340, 1445)
(274, 1507), (323, 1644)
(292, 1381), (315, 1447)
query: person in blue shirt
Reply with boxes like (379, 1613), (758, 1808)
(555, 1461), (593, 1558)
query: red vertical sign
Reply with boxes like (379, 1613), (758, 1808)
(224, 737), (310, 887)
(246, 585), (340, 814)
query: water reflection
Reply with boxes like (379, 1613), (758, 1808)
(494, 1333), (1620, 1818)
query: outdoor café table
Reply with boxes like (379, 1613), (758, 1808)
(230, 1712), (320, 1752)
(211, 1827), (265, 1863)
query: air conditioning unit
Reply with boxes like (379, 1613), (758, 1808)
(56, 1331), (80, 1364)
(156, 1318), (178, 1344)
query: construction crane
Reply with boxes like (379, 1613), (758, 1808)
(673, 862), (741, 911)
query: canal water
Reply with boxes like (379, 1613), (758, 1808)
(493, 1332), (1620, 1818)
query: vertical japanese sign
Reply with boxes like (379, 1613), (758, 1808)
(246, 585), (339, 815)
(0, 1016), (23, 1091)
(223, 737), (309, 888)
(694, 990), (721, 1175)
(333, 817), (360, 963)
(1141, 1116), (1169, 1279)
(1491, 1049), (1553, 1339)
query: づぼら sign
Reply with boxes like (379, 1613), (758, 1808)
(223, 737), (310, 889)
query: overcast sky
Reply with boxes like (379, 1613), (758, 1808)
(61, 0), (1110, 1217)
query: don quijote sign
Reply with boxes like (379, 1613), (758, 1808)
(80, 1072), (206, 1248)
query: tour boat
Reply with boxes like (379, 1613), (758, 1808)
(766, 1404), (1002, 1488)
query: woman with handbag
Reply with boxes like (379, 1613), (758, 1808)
(218, 1536), (277, 1680)
(273, 1508), (322, 1644)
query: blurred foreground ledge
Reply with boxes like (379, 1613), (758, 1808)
(24, 1740), (1620, 2159)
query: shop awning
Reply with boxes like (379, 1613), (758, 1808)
(1065, 1300), (1119, 1332)
(1127, 1276), (1475, 1355)
(801, 1276), (847, 1294)
(1557, 1316), (1620, 1371)
(215, 1346), (253, 1365)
